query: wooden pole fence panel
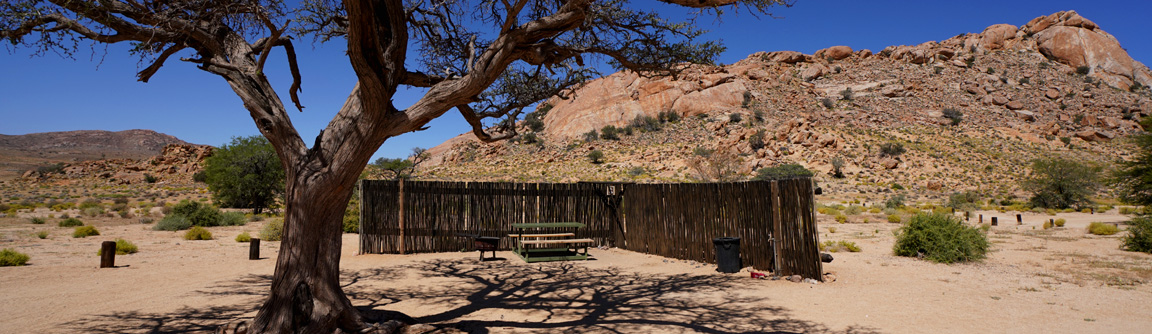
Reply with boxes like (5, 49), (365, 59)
(360, 178), (822, 280)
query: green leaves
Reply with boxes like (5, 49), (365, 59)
(203, 136), (285, 214)
(1023, 158), (1100, 209)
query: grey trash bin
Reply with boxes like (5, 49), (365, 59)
(713, 237), (741, 273)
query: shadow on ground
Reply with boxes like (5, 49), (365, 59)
(61, 259), (876, 334)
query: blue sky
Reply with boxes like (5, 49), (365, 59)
(1, 0), (1150, 160)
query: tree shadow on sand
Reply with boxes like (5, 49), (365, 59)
(60, 259), (876, 334)
(345, 259), (879, 334)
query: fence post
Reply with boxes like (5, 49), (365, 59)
(250, 238), (260, 260)
(1017, 214), (1022, 224)
(398, 179), (406, 254)
(770, 180), (783, 276)
(991, 217), (998, 226)
(100, 241), (116, 268)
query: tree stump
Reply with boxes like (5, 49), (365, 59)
(100, 241), (116, 268)
(980, 214), (984, 224)
(991, 217), (998, 226)
(1017, 214), (1022, 224)
(250, 238), (260, 260)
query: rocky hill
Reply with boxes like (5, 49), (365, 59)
(0, 129), (189, 179)
(14, 143), (213, 186)
(421, 11), (1152, 204)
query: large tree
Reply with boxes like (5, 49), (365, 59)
(2, 0), (791, 332)
(204, 135), (285, 214)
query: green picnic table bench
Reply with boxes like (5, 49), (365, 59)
(510, 222), (594, 263)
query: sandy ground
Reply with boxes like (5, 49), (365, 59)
(2, 210), (1151, 333)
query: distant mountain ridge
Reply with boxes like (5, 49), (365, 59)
(0, 129), (190, 179)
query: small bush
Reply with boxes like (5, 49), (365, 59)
(887, 214), (902, 224)
(82, 207), (104, 217)
(58, 217), (84, 227)
(188, 205), (223, 227)
(144, 174), (158, 183)
(36, 231), (49, 239)
(753, 164), (813, 180)
(630, 115), (662, 132)
(1075, 65), (1090, 75)
(72, 226), (100, 238)
(219, 212), (247, 226)
(942, 108), (963, 126)
(839, 87), (853, 101)
(1122, 217), (1152, 253)
(1087, 222), (1118, 236)
(582, 130), (599, 142)
(260, 219), (284, 241)
(1043, 220), (1053, 229)
(820, 97), (835, 109)
(0, 248), (30, 266)
(192, 171), (208, 183)
(893, 212), (989, 263)
(139, 217), (154, 224)
(153, 215), (192, 231)
(97, 239), (138, 255)
(844, 205), (863, 215)
(343, 215), (359, 233)
(29, 217), (45, 225)
(1055, 218), (1066, 227)
(820, 240), (861, 253)
(600, 125), (620, 140)
(834, 214), (848, 223)
(728, 113), (742, 123)
(236, 232), (252, 243)
(627, 167), (645, 177)
(587, 150), (604, 164)
(184, 226), (213, 240)
(749, 130), (766, 151)
(879, 142), (906, 157)
(885, 194), (906, 209)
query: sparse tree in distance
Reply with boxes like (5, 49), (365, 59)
(203, 136), (284, 214)
(1, 0), (793, 331)
(1024, 158), (1100, 209)
(1112, 119), (1152, 206)
(371, 147), (428, 180)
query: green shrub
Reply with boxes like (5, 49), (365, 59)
(97, 239), (138, 255)
(1024, 158), (1100, 209)
(1055, 218), (1066, 227)
(1087, 222), (1118, 236)
(1075, 65), (1090, 75)
(820, 240), (861, 253)
(948, 191), (981, 212)
(749, 130), (766, 150)
(260, 219), (284, 241)
(893, 212), (989, 263)
(236, 231), (252, 243)
(0, 248), (30, 266)
(942, 108), (963, 126)
(29, 217), (45, 224)
(630, 115), (662, 132)
(72, 226), (100, 238)
(1043, 220), (1053, 229)
(587, 150), (604, 164)
(1122, 217), (1152, 253)
(219, 212), (247, 227)
(600, 125), (620, 140)
(143, 174), (158, 183)
(82, 207), (104, 217)
(753, 164), (813, 180)
(153, 215), (192, 231)
(885, 194), (906, 209)
(879, 142), (905, 157)
(343, 215), (359, 233)
(844, 205), (863, 215)
(582, 130), (599, 142)
(36, 231), (48, 239)
(171, 200), (202, 217)
(887, 214), (902, 224)
(184, 226), (213, 240)
(188, 205), (223, 227)
(1120, 207), (1136, 215)
(139, 217), (154, 224)
(834, 214), (848, 224)
(58, 217), (83, 227)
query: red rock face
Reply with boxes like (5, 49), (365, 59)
(1026, 11), (1152, 91)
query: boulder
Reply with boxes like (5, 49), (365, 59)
(1013, 110), (1036, 122)
(763, 51), (810, 64)
(880, 158), (900, 169)
(1006, 100), (1025, 110)
(1026, 11), (1152, 91)
(1074, 129), (1114, 142)
(816, 45), (854, 60)
(800, 64), (827, 81)
(1045, 87), (1062, 100)
(979, 24), (1019, 50)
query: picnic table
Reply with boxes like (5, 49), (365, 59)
(510, 222), (594, 263)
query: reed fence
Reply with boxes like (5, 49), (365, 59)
(360, 178), (822, 280)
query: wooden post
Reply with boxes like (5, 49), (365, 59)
(965, 211), (971, 221)
(770, 180), (783, 276)
(991, 217), (998, 226)
(980, 214), (983, 224)
(1016, 214), (1022, 224)
(249, 238), (260, 260)
(100, 241), (116, 268)
(398, 179), (406, 254)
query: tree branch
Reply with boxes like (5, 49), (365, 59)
(457, 104), (517, 142)
(137, 43), (187, 82)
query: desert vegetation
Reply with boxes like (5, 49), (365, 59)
(893, 212), (989, 263)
